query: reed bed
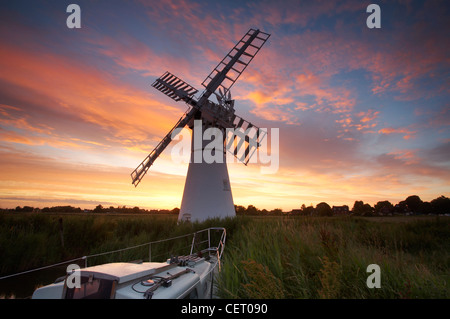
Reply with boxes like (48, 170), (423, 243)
(216, 216), (449, 299)
(0, 213), (448, 298)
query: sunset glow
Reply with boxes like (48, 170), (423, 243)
(0, 0), (449, 211)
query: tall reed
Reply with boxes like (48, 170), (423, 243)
(216, 216), (449, 299)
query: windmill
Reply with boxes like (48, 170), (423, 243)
(131, 28), (270, 222)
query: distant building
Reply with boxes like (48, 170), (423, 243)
(332, 205), (349, 215)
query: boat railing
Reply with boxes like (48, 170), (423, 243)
(0, 227), (226, 282)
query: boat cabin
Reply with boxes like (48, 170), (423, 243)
(32, 255), (215, 299)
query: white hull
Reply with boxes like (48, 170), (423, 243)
(31, 227), (226, 299)
(32, 258), (217, 299)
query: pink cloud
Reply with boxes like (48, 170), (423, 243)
(378, 127), (417, 140)
(0, 42), (187, 148)
(294, 71), (356, 114)
(336, 109), (379, 135)
(358, 109), (380, 124)
(387, 150), (419, 165)
(0, 104), (54, 135)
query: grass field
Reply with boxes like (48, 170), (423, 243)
(0, 213), (448, 298)
(217, 216), (449, 298)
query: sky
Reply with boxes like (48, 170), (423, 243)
(0, 0), (449, 211)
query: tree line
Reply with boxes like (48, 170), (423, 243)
(3, 195), (450, 217)
(236, 195), (450, 217)
(349, 195), (450, 217)
(4, 205), (180, 215)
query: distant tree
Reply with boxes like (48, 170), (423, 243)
(374, 201), (394, 215)
(301, 206), (314, 216)
(352, 201), (373, 216)
(17, 206), (33, 212)
(405, 195), (423, 213)
(271, 208), (283, 216)
(352, 201), (364, 216)
(235, 205), (246, 215)
(394, 200), (408, 214)
(316, 202), (333, 216)
(431, 196), (450, 214)
(247, 205), (258, 215)
(93, 204), (103, 213)
(419, 201), (433, 215)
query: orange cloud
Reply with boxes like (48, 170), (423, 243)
(335, 110), (379, 137)
(0, 150), (186, 210)
(387, 150), (419, 165)
(0, 128), (35, 145)
(294, 71), (356, 114)
(378, 127), (417, 140)
(0, 104), (54, 135)
(0, 42), (189, 152)
(358, 109), (380, 124)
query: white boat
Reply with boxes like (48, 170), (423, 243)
(31, 227), (225, 299)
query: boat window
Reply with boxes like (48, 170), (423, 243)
(65, 276), (116, 299)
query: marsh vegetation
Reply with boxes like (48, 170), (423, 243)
(0, 213), (448, 298)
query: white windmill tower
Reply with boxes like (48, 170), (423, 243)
(131, 28), (270, 222)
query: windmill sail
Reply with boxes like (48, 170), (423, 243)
(225, 114), (267, 165)
(152, 72), (198, 103)
(201, 29), (270, 102)
(131, 107), (197, 187)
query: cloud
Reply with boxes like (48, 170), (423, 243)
(0, 149), (186, 209)
(89, 33), (198, 81)
(0, 104), (54, 135)
(294, 71), (356, 114)
(426, 141), (450, 165)
(334, 109), (379, 139)
(358, 109), (380, 124)
(378, 127), (417, 140)
(376, 149), (450, 183)
(0, 40), (193, 153)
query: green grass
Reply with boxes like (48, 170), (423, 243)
(216, 216), (450, 299)
(0, 213), (448, 298)
(0, 213), (242, 276)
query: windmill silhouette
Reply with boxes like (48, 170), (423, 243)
(131, 28), (270, 222)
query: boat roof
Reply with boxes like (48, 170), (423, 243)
(76, 262), (172, 284)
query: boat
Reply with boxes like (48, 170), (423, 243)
(31, 227), (226, 299)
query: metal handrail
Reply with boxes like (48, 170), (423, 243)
(0, 227), (226, 281)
